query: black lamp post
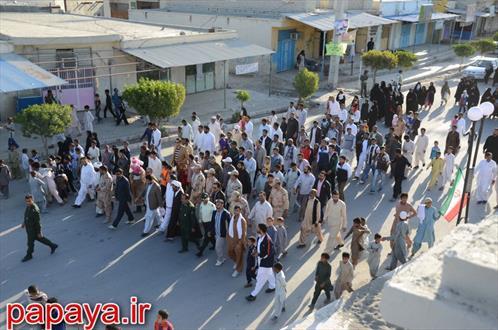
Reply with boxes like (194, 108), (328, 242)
(456, 105), (484, 225)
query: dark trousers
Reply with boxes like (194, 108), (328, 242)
(337, 181), (347, 201)
(103, 103), (116, 118)
(246, 266), (256, 283)
(0, 184), (9, 198)
(112, 201), (134, 227)
(393, 176), (403, 199)
(327, 173), (336, 192)
(311, 282), (331, 306)
(116, 112), (129, 126)
(180, 230), (199, 251)
(360, 83), (367, 97)
(95, 106), (102, 122)
(198, 223), (215, 253)
(26, 234), (56, 257)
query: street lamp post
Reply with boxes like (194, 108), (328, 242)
(472, 102), (495, 167)
(456, 106), (483, 225)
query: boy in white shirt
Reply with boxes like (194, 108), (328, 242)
(367, 233), (383, 279)
(271, 262), (287, 321)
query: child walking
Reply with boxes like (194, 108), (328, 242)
(271, 262), (286, 321)
(367, 234), (383, 279)
(275, 217), (288, 260)
(244, 236), (257, 288)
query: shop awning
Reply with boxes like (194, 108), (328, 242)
(0, 53), (67, 93)
(122, 38), (274, 69)
(286, 12), (397, 32)
(386, 13), (460, 23)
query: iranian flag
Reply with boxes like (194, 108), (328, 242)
(440, 168), (467, 222)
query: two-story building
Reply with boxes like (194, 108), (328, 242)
(0, 12), (272, 118)
(373, 0), (459, 49)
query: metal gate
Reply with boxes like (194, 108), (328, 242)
(415, 23), (427, 45)
(274, 30), (296, 72)
(400, 24), (411, 48)
(47, 67), (95, 110)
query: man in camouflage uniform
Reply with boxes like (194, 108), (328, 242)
(269, 178), (289, 218)
(96, 165), (114, 223)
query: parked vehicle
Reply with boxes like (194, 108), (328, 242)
(463, 57), (498, 80)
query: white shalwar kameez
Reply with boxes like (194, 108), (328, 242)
(143, 184), (160, 234)
(151, 129), (163, 159)
(354, 139), (369, 178)
(83, 111), (94, 132)
(441, 152), (455, 187)
(159, 183), (174, 232)
(272, 271), (287, 319)
(74, 163), (95, 206)
(475, 159), (498, 201)
(413, 134), (429, 167)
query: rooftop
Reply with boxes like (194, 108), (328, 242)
(0, 12), (203, 44)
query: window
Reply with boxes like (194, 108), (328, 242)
(185, 63), (215, 94)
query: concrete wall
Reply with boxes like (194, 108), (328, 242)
(158, 0), (315, 15)
(376, 0), (431, 16)
(319, 0), (373, 11)
(170, 66), (185, 85)
(452, 0), (496, 10)
(129, 9), (282, 49)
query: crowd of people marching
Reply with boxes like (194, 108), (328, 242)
(1, 75), (498, 325)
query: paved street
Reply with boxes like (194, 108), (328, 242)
(1, 76), (496, 330)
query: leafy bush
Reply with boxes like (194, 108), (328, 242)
(293, 68), (319, 101)
(470, 38), (496, 55)
(235, 90), (250, 109)
(452, 43), (476, 70)
(122, 78), (186, 122)
(362, 50), (398, 82)
(17, 103), (72, 156)
(395, 50), (417, 68)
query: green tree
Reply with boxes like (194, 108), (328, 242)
(235, 90), (251, 109)
(452, 43), (476, 70)
(470, 38), (496, 55)
(361, 50), (398, 83)
(293, 68), (319, 101)
(16, 103), (72, 157)
(395, 50), (417, 69)
(493, 32), (498, 41)
(122, 78), (186, 122)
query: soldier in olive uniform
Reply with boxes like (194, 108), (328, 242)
(21, 194), (58, 262)
(178, 193), (201, 253)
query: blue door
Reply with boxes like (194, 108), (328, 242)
(415, 23), (426, 45)
(274, 30), (296, 72)
(400, 24), (411, 48)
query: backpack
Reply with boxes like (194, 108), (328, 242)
(376, 154), (389, 172)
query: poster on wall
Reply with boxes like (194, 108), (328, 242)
(235, 62), (259, 75)
(465, 4), (476, 23)
(334, 19), (349, 37)
(325, 42), (347, 56)
(419, 4), (433, 22)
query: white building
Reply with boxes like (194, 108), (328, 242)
(122, 0), (396, 73)
(0, 12), (272, 118)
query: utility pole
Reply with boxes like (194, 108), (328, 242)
(328, 0), (346, 88)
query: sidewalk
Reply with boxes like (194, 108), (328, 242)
(0, 88), (290, 159)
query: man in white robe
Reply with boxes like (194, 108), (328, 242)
(199, 126), (216, 154)
(73, 157), (94, 207)
(413, 128), (429, 169)
(159, 179), (176, 232)
(208, 117), (222, 140)
(475, 152), (498, 204)
(83, 107), (94, 132)
(191, 112), (202, 142)
(151, 124), (163, 160)
(441, 147), (455, 190)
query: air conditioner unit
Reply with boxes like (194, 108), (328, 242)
(290, 32), (300, 40)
